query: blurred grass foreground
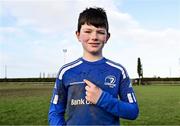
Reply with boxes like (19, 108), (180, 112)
(0, 82), (180, 125)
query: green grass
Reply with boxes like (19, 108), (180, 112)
(0, 83), (53, 125)
(0, 83), (180, 125)
(121, 85), (180, 125)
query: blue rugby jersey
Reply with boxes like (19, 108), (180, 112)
(48, 57), (139, 125)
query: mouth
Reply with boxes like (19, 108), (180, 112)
(88, 43), (101, 47)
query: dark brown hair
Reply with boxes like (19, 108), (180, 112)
(77, 7), (109, 33)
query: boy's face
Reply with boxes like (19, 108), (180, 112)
(76, 24), (110, 56)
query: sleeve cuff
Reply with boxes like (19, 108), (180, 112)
(96, 91), (105, 105)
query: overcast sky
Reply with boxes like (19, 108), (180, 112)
(0, 0), (180, 78)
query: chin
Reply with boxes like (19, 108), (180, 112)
(90, 51), (101, 55)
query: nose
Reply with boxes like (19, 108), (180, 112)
(91, 31), (98, 41)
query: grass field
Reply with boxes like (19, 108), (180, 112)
(0, 82), (180, 125)
(0, 82), (53, 125)
(121, 85), (180, 125)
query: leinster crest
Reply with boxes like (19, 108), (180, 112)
(104, 75), (116, 88)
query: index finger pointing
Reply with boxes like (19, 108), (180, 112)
(83, 79), (94, 87)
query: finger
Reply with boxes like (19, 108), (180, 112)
(85, 91), (89, 96)
(85, 96), (89, 101)
(83, 79), (95, 87)
(85, 85), (90, 91)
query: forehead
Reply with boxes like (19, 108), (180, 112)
(81, 24), (106, 30)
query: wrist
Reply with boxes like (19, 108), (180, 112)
(95, 90), (104, 105)
(96, 88), (102, 104)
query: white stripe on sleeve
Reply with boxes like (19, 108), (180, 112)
(127, 93), (133, 103)
(132, 93), (137, 102)
(53, 95), (59, 104)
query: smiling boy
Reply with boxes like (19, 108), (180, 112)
(48, 7), (139, 125)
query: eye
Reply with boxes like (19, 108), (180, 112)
(97, 31), (105, 34)
(84, 30), (91, 33)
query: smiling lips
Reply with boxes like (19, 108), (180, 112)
(88, 43), (100, 47)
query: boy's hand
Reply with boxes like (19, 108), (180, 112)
(84, 79), (102, 104)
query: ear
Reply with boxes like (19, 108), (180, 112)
(105, 33), (110, 43)
(76, 31), (80, 41)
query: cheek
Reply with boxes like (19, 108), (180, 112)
(100, 36), (107, 42)
(79, 34), (89, 42)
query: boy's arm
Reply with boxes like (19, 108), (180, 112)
(48, 78), (67, 125)
(84, 75), (139, 120)
(96, 76), (139, 120)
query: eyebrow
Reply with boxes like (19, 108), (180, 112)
(82, 28), (106, 31)
(82, 28), (92, 30)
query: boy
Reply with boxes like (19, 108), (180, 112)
(48, 7), (139, 125)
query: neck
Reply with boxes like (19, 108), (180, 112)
(83, 52), (103, 62)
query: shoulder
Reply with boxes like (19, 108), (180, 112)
(105, 58), (126, 71)
(57, 58), (83, 79)
(105, 58), (128, 79)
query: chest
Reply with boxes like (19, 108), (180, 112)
(63, 67), (121, 97)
